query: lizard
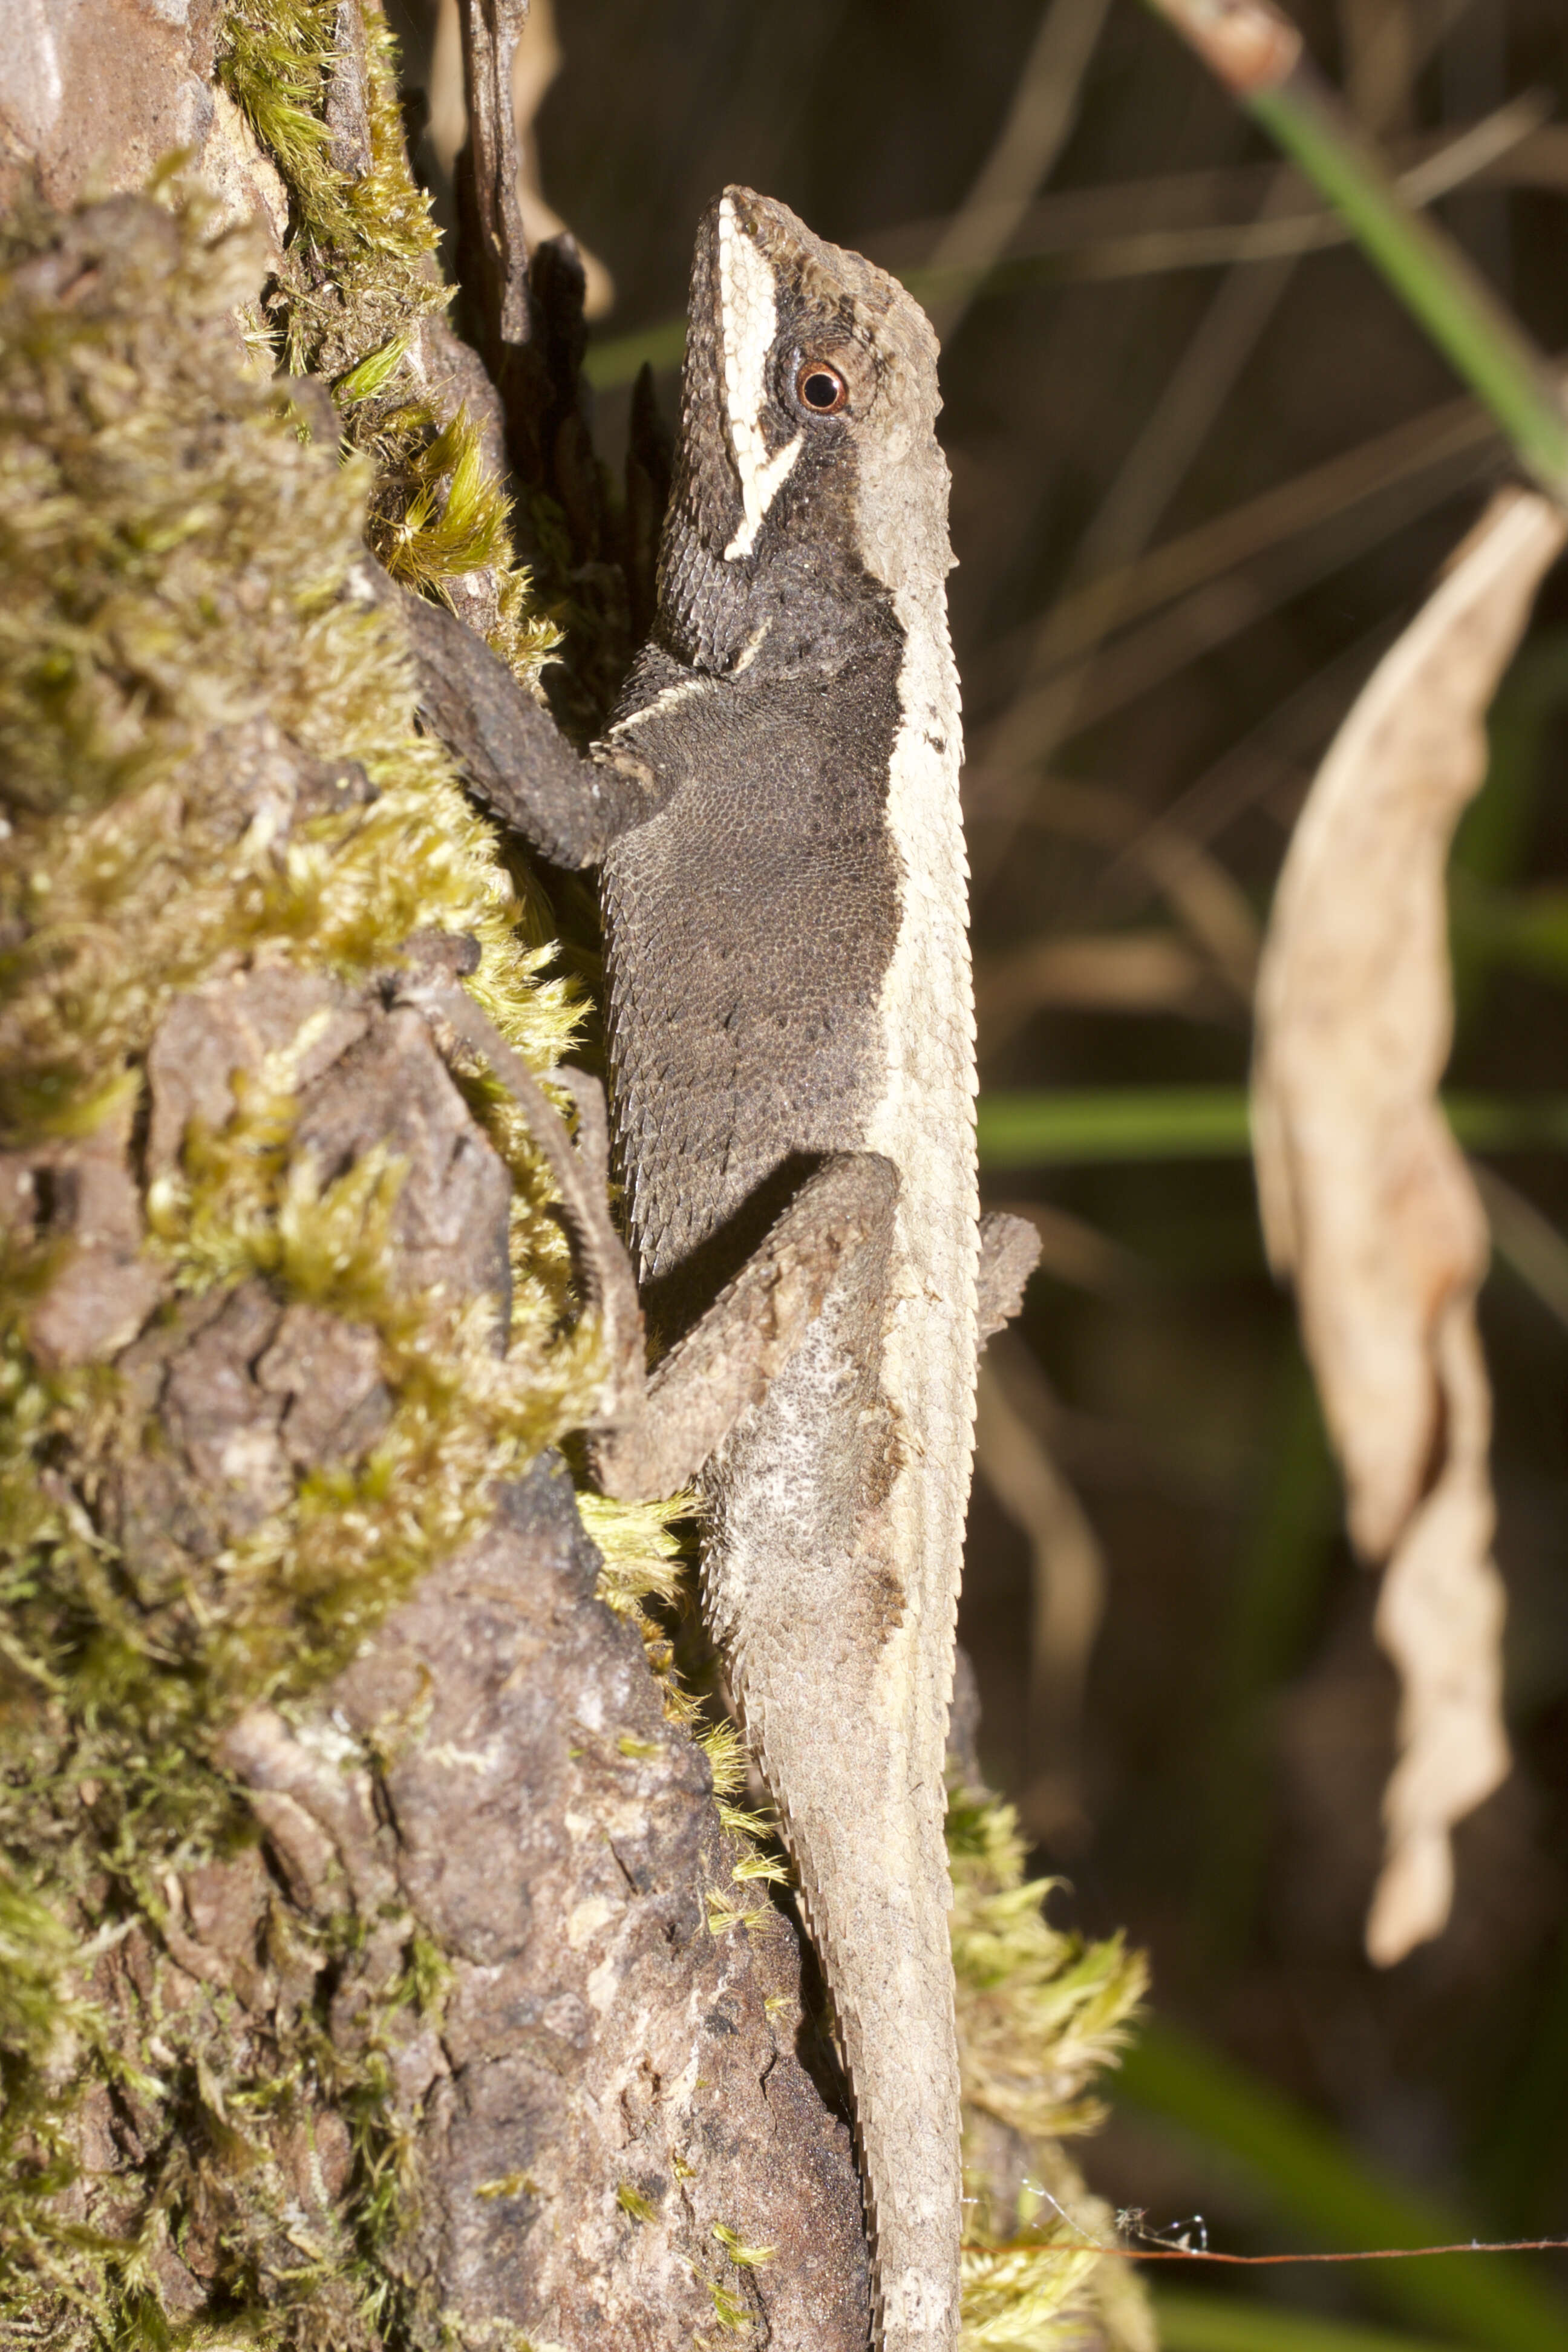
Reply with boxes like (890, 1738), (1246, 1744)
(385, 185), (1040, 2352)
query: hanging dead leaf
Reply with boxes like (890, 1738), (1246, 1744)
(1252, 486), (1566, 1967)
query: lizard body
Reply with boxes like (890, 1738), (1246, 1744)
(601, 191), (976, 2349)
(391, 187), (1028, 2352)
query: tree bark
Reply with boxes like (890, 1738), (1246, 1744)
(0, 8), (869, 2344)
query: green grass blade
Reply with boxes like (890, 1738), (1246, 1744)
(1120, 2022), (1568, 2350)
(583, 315), (689, 389)
(1247, 76), (1568, 501)
(1153, 2289), (1477, 2352)
(1140, 1), (1568, 503)
(978, 1086), (1251, 1163)
(975, 1087), (1568, 1166)
(1448, 1094), (1568, 1151)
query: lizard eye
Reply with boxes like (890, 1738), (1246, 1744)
(795, 360), (849, 415)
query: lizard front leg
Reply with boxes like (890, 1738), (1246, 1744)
(365, 567), (661, 867)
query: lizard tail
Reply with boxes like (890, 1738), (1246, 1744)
(788, 1806), (963, 2352)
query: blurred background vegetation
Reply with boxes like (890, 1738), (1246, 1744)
(390, 3), (1568, 2343)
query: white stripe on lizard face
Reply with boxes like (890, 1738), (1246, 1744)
(717, 197), (803, 563)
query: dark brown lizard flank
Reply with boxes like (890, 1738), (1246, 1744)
(599, 636), (904, 1287)
(601, 195), (911, 1293)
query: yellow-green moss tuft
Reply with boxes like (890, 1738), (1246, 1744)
(219, 0), (441, 374)
(712, 2223), (775, 2269)
(701, 2273), (753, 2331)
(377, 407), (510, 590)
(951, 1786), (1154, 2350)
(218, 0), (555, 684)
(951, 1787), (1146, 2149)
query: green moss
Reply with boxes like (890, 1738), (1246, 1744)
(951, 1786), (1154, 2350)
(578, 1485), (789, 1908)
(0, 172), (600, 2345)
(376, 410), (510, 593)
(701, 2275), (753, 2333)
(218, 0), (440, 375)
(577, 1489), (691, 1634)
(711, 2224), (774, 2269)
(951, 1787), (1146, 2149)
(217, 0), (557, 685)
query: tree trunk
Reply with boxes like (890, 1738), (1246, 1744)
(0, 13), (869, 2342)
(0, 8), (1148, 2348)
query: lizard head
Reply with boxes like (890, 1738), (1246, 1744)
(657, 186), (954, 671)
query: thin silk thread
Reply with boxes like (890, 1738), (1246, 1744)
(1027, 2189), (1568, 2265)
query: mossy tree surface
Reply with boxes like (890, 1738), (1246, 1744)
(0, 178), (596, 2344)
(0, 5), (1149, 2346)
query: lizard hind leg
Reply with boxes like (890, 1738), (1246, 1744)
(385, 971), (899, 1508)
(589, 1150), (900, 1503)
(976, 1208), (1044, 1349)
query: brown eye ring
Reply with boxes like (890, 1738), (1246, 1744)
(795, 359), (849, 415)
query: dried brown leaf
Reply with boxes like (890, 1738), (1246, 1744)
(1252, 488), (1566, 1965)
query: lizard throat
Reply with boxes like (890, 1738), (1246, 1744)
(716, 195), (803, 562)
